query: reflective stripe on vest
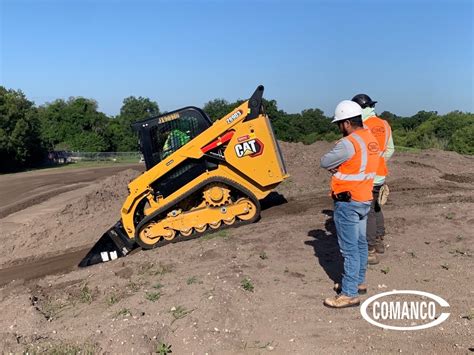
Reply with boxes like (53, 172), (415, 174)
(334, 171), (377, 181)
(333, 133), (373, 181)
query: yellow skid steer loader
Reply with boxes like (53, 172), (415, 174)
(79, 86), (288, 267)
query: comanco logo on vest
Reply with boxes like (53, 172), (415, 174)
(361, 290), (450, 330)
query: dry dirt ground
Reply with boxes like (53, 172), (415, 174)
(0, 142), (473, 354)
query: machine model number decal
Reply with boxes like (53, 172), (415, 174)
(226, 110), (242, 124)
(234, 139), (264, 158)
(158, 113), (180, 124)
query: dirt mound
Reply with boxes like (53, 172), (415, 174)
(276, 141), (334, 198)
(59, 169), (139, 217)
(0, 169), (140, 267)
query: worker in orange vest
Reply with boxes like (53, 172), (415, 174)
(352, 94), (395, 265)
(321, 100), (380, 308)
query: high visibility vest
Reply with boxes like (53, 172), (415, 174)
(364, 116), (392, 177)
(331, 129), (380, 202)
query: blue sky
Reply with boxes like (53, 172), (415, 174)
(1, 0), (472, 117)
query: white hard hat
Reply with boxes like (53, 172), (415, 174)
(332, 100), (362, 123)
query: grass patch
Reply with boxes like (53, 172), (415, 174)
(145, 291), (162, 302)
(259, 251), (268, 260)
(153, 282), (164, 290)
(170, 305), (194, 324)
(241, 278), (254, 292)
(79, 284), (93, 304)
(114, 308), (132, 318)
(201, 230), (229, 241)
(154, 263), (173, 276)
(137, 261), (173, 276)
(138, 262), (174, 276)
(155, 342), (172, 354)
(39, 298), (69, 321)
(127, 281), (141, 292)
(186, 276), (198, 285)
(106, 293), (119, 306)
(380, 267), (390, 274)
(243, 340), (276, 350)
(445, 212), (455, 220)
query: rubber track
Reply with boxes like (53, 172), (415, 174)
(134, 176), (262, 249)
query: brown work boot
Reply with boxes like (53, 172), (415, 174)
(333, 283), (367, 295)
(375, 237), (385, 254)
(324, 294), (360, 308)
(368, 247), (379, 265)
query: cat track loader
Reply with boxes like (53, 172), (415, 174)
(79, 86), (288, 267)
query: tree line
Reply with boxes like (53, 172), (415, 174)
(1, 86), (472, 172)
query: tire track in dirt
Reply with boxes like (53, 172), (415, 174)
(0, 164), (143, 218)
(0, 183), (89, 219)
(0, 248), (89, 286)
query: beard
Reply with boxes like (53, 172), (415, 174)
(338, 122), (348, 137)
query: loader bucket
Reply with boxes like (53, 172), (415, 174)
(78, 223), (138, 267)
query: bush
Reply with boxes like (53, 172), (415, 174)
(451, 124), (474, 154)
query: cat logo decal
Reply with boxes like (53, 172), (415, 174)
(234, 139), (264, 158)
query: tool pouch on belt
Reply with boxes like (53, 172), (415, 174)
(378, 184), (390, 205)
(332, 191), (352, 202)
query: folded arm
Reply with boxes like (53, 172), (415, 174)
(320, 138), (355, 170)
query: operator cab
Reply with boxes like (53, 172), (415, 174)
(132, 107), (212, 171)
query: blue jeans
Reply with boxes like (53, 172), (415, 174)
(333, 200), (371, 297)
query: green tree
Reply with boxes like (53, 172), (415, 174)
(110, 96), (160, 151)
(38, 97), (111, 151)
(260, 99), (302, 142)
(202, 98), (235, 121)
(0, 86), (44, 171)
(379, 111), (398, 121)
